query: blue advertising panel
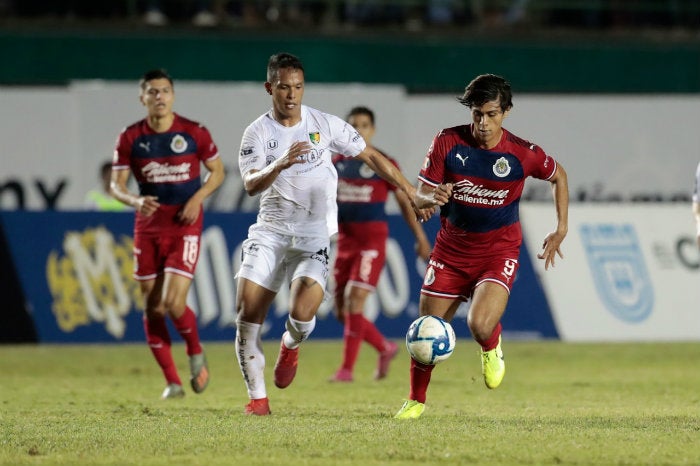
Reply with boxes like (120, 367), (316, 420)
(0, 211), (558, 343)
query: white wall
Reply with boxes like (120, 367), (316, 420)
(1, 82), (699, 210)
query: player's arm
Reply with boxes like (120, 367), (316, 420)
(693, 200), (700, 249)
(414, 180), (453, 210)
(242, 141), (311, 196)
(357, 147), (432, 223)
(394, 188), (431, 261)
(179, 156), (226, 225)
(537, 163), (569, 270)
(110, 167), (159, 216)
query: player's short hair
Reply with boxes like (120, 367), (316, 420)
(458, 74), (513, 111)
(346, 106), (375, 125)
(267, 53), (304, 83)
(139, 69), (174, 91)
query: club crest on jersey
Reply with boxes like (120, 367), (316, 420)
(492, 157), (511, 177)
(170, 134), (188, 154)
(267, 139), (278, 149)
(308, 132), (320, 145)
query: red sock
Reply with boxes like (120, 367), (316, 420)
(477, 322), (502, 351)
(408, 358), (434, 403)
(341, 313), (364, 371)
(172, 307), (203, 356)
(143, 315), (181, 385)
(362, 316), (387, 352)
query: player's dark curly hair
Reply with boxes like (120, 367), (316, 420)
(457, 74), (513, 112)
(139, 69), (173, 90)
(267, 52), (305, 83)
(346, 106), (375, 125)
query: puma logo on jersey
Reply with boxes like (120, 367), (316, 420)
(455, 153), (468, 166)
(139, 142), (151, 152)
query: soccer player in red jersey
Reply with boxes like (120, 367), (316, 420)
(395, 74), (569, 419)
(329, 106), (431, 383)
(110, 69), (225, 400)
(693, 161), (700, 249)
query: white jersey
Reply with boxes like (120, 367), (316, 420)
(239, 105), (366, 237)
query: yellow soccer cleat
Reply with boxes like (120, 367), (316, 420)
(394, 400), (425, 419)
(481, 335), (505, 389)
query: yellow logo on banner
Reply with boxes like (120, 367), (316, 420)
(46, 227), (141, 338)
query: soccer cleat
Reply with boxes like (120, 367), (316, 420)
(161, 383), (185, 400)
(394, 400), (425, 419)
(328, 368), (353, 383)
(374, 340), (399, 380)
(273, 341), (299, 389)
(244, 397), (271, 416)
(481, 335), (505, 389)
(189, 351), (210, 394)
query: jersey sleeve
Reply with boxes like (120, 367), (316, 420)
(196, 125), (220, 162)
(327, 114), (366, 157)
(527, 144), (558, 181)
(112, 128), (131, 171)
(418, 130), (448, 187)
(238, 123), (266, 178)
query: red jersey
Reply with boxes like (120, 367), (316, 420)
(113, 113), (219, 235)
(419, 124), (557, 260)
(333, 149), (398, 238)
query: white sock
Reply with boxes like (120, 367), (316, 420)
(282, 316), (316, 349)
(235, 319), (267, 400)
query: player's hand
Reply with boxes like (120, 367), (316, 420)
(432, 183), (453, 206)
(136, 196), (159, 217)
(276, 141), (312, 170)
(178, 198), (202, 225)
(537, 230), (566, 270)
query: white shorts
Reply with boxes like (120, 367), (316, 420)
(235, 224), (330, 293)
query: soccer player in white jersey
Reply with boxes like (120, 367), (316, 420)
(234, 52), (432, 415)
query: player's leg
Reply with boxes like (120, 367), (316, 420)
(235, 229), (288, 413)
(140, 275), (184, 398)
(395, 294), (459, 419)
(273, 276), (323, 389)
(236, 277), (277, 415)
(330, 284), (370, 382)
(468, 281), (509, 389)
(161, 234), (209, 393)
(160, 272), (211, 394)
(274, 238), (329, 389)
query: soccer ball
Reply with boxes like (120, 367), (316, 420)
(405, 315), (456, 365)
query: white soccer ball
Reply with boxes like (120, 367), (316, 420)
(405, 315), (456, 365)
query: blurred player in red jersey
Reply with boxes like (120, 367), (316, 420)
(395, 74), (569, 419)
(329, 106), (431, 383)
(110, 69), (225, 400)
(693, 161), (700, 248)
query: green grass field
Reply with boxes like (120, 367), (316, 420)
(2, 339), (699, 466)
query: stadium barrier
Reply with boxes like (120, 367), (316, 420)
(0, 211), (555, 343)
(521, 204), (700, 341)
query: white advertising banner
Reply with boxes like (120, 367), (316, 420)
(521, 204), (700, 341)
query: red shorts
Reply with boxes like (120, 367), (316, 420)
(420, 251), (520, 301)
(333, 225), (387, 298)
(133, 232), (201, 281)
